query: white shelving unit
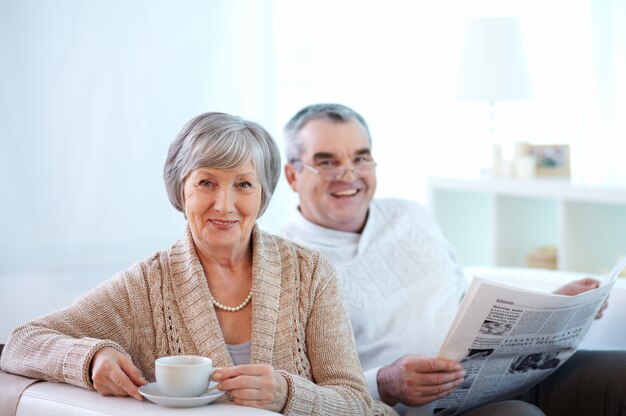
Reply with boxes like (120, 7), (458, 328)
(427, 176), (626, 274)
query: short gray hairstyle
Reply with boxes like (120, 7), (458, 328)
(283, 103), (372, 163)
(164, 112), (281, 217)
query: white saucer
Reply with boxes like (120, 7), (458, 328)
(139, 382), (224, 408)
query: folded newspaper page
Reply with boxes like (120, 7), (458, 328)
(410, 259), (626, 416)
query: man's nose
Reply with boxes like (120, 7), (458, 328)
(336, 165), (358, 181)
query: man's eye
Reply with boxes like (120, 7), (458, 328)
(354, 155), (372, 165)
(317, 160), (337, 167)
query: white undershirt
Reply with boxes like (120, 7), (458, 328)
(226, 340), (251, 366)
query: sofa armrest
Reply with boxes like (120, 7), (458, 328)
(14, 381), (275, 416)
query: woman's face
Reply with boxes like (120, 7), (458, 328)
(183, 161), (262, 255)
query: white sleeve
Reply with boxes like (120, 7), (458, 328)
(364, 366), (383, 401)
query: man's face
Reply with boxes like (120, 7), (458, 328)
(285, 118), (377, 233)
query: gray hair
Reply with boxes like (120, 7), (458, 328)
(283, 103), (372, 163)
(164, 112), (281, 217)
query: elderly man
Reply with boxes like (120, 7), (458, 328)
(280, 103), (626, 416)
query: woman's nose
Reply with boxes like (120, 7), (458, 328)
(214, 188), (234, 213)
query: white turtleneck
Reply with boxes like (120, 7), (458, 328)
(281, 198), (467, 411)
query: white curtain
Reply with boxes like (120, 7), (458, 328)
(0, 0), (282, 275)
(585, 0), (626, 187)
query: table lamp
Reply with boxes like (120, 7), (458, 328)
(457, 16), (531, 176)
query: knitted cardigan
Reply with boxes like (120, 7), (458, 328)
(1, 225), (395, 415)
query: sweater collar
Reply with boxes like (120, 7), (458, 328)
(168, 224), (282, 366)
(292, 207), (362, 247)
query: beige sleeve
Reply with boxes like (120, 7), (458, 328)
(0, 270), (144, 390)
(281, 255), (397, 416)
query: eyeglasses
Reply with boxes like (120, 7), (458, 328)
(295, 158), (377, 181)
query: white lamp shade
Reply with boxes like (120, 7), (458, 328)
(457, 17), (531, 102)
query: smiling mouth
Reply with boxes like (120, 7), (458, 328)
(331, 189), (360, 197)
(210, 219), (238, 225)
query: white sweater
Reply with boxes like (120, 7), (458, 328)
(282, 198), (467, 412)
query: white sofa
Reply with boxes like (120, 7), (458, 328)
(2, 267), (624, 416)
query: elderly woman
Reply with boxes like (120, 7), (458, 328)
(1, 112), (394, 415)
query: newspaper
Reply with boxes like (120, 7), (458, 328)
(410, 258), (626, 416)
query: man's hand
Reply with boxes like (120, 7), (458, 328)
(90, 347), (147, 400)
(554, 278), (608, 319)
(377, 354), (465, 407)
(214, 364), (288, 412)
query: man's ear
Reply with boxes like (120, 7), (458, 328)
(284, 163), (299, 192)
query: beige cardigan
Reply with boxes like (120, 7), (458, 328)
(1, 226), (395, 415)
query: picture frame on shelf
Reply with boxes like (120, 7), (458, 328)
(532, 144), (570, 177)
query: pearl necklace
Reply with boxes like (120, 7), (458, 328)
(210, 291), (252, 312)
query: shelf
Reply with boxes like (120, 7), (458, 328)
(428, 177), (626, 205)
(427, 177), (626, 274)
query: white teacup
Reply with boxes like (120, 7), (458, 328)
(155, 355), (221, 397)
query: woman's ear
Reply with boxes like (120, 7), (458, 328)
(180, 180), (188, 218)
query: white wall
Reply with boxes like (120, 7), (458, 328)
(0, 0), (286, 275)
(0, 0), (288, 340)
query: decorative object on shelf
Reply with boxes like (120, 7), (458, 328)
(526, 246), (558, 270)
(457, 16), (531, 177)
(513, 141), (536, 179)
(491, 141), (536, 179)
(531, 144), (570, 177)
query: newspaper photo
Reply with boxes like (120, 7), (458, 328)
(411, 258), (626, 416)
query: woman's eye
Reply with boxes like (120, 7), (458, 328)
(237, 181), (253, 189)
(198, 179), (214, 188)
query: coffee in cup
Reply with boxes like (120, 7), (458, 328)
(155, 355), (221, 397)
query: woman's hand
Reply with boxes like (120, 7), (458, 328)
(214, 364), (288, 412)
(90, 347), (147, 400)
